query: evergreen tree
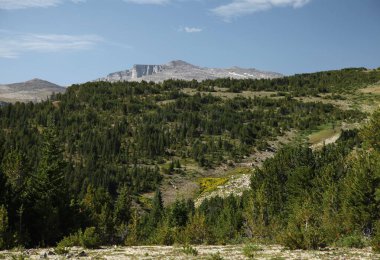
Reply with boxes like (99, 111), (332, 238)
(150, 189), (164, 225)
(30, 118), (68, 245)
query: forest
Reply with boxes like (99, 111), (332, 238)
(0, 67), (380, 252)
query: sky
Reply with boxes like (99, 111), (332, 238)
(0, 0), (379, 86)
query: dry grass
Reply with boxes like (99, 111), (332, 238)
(359, 83), (380, 94)
(1, 244), (378, 259)
(308, 126), (341, 146)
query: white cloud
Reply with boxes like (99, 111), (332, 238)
(0, 0), (62, 10)
(0, 0), (88, 10)
(0, 31), (102, 58)
(0, 0), (175, 9)
(123, 0), (170, 5)
(71, 0), (87, 3)
(212, 0), (311, 19)
(184, 27), (203, 33)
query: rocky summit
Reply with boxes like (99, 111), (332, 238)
(97, 60), (282, 83)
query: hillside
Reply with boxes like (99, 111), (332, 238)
(0, 68), (380, 252)
(0, 78), (65, 103)
(97, 60), (282, 82)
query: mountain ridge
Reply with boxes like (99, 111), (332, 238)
(0, 78), (65, 103)
(97, 60), (283, 83)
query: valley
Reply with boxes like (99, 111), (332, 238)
(0, 68), (380, 258)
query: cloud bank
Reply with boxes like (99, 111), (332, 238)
(212, 0), (311, 19)
(0, 0), (87, 10)
(0, 31), (102, 58)
(123, 0), (170, 5)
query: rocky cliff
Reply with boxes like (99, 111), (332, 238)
(97, 60), (282, 83)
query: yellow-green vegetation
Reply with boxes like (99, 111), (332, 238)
(308, 123), (341, 145)
(181, 244), (198, 256)
(198, 177), (229, 194)
(137, 195), (153, 209)
(243, 243), (263, 259)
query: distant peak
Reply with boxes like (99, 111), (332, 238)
(22, 78), (62, 88)
(26, 78), (45, 83)
(166, 60), (195, 67)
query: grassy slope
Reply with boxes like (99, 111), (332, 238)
(167, 81), (380, 205)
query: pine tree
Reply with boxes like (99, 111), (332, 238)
(125, 209), (140, 246)
(2, 150), (25, 192)
(30, 118), (68, 245)
(114, 185), (132, 227)
(151, 189), (164, 224)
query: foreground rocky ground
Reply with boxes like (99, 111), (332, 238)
(1, 244), (378, 259)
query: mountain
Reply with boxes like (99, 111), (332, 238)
(97, 60), (283, 83)
(0, 78), (65, 103)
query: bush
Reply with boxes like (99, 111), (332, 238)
(55, 231), (81, 254)
(0, 205), (8, 250)
(336, 234), (365, 248)
(55, 227), (101, 253)
(372, 221), (380, 252)
(198, 178), (228, 194)
(207, 251), (224, 260)
(182, 244), (198, 256)
(81, 227), (101, 249)
(243, 243), (262, 258)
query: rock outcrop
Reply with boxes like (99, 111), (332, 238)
(97, 60), (282, 83)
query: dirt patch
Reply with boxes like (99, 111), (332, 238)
(359, 84), (380, 94)
(161, 172), (201, 206)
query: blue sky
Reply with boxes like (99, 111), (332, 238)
(0, 0), (379, 86)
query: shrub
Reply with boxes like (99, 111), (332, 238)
(0, 205), (8, 250)
(207, 251), (224, 260)
(336, 234), (365, 248)
(243, 243), (263, 258)
(55, 231), (81, 254)
(81, 227), (101, 249)
(181, 244), (198, 256)
(55, 226), (101, 254)
(372, 221), (380, 252)
(198, 178), (228, 194)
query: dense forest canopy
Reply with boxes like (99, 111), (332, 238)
(0, 67), (380, 250)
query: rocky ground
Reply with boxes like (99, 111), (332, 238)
(1, 244), (378, 259)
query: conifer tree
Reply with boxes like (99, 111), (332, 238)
(30, 117), (68, 245)
(151, 189), (164, 224)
